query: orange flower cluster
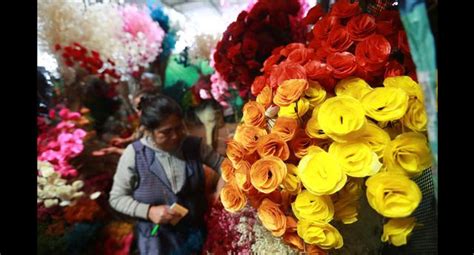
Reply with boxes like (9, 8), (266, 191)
(63, 199), (104, 224)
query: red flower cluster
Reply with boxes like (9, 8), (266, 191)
(213, 0), (306, 98)
(63, 198), (105, 224)
(252, 0), (416, 93)
(55, 42), (121, 86)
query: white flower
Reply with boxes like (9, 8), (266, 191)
(72, 180), (84, 190)
(44, 199), (59, 208)
(90, 191), (101, 200)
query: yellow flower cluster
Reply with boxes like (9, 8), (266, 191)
(221, 76), (431, 251)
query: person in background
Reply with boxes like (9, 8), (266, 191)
(109, 94), (224, 255)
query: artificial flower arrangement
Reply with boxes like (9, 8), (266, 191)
(212, 0), (307, 99)
(38, 1), (165, 82)
(219, 0), (431, 252)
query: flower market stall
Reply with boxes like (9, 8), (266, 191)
(37, 0), (438, 254)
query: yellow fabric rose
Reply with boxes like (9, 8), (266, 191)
(332, 178), (363, 224)
(242, 101), (266, 128)
(329, 141), (382, 177)
(234, 124), (267, 153)
(297, 220), (343, 249)
(305, 80), (327, 107)
(257, 198), (287, 237)
(271, 117), (299, 142)
(384, 132), (431, 176)
(250, 156), (287, 194)
(278, 98), (310, 119)
(220, 182), (247, 213)
(383, 76), (423, 101)
(361, 87), (409, 122)
(291, 190), (334, 222)
(281, 163), (301, 194)
(318, 95), (367, 142)
(381, 217), (416, 246)
(256, 85), (273, 109)
(335, 77), (373, 101)
(298, 146), (347, 195)
(273, 79), (309, 107)
(366, 172), (422, 218)
(355, 121), (391, 158)
(402, 99), (428, 132)
(306, 107), (329, 139)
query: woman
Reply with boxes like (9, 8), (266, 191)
(109, 94), (224, 254)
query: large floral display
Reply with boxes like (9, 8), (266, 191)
(219, 0), (431, 252)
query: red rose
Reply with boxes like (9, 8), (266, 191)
(375, 10), (402, 36)
(384, 60), (405, 78)
(227, 43), (242, 61)
(398, 30), (411, 55)
(347, 14), (376, 41)
(242, 36), (259, 58)
(227, 21), (245, 39)
(251, 75), (268, 96)
(312, 16), (341, 42)
(330, 0), (362, 19)
(355, 34), (391, 72)
(314, 46), (330, 61)
(302, 4), (326, 25)
(269, 61), (307, 88)
(246, 60), (261, 70)
(304, 60), (332, 80)
(327, 52), (357, 79)
(323, 27), (353, 53)
(262, 53), (283, 74)
(287, 48), (314, 65)
(280, 43), (306, 57)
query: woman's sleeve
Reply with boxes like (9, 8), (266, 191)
(199, 141), (224, 175)
(109, 144), (150, 220)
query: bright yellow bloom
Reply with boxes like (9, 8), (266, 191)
(291, 190), (334, 222)
(318, 95), (367, 142)
(278, 98), (310, 119)
(298, 146), (347, 195)
(382, 217), (416, 246)
(402, 99), (428, 132)
(335, 77), (373, 101)
(361, 87), (409, 122)
(384, 132), (431, 176)
(355, 121), (391, 158)
(281, 163), (301, 195)
(297, 220), (343, 249)
(383, 76), (424, 101)
(306, 107), (329, 139)
(366, 172), (422, 218)
(332, 178), (363, 224)
(305, 80), (327, 107)
(329, 141), (382, 177)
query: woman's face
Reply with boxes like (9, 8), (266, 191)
(151, 114), (185, 152)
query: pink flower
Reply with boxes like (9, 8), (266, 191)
(119, 5), (164, 45)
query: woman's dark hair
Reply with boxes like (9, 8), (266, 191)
(138, 94), (183, 130)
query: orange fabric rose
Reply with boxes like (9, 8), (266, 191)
(306, 244), (328, 254)
(220, 158), (235, 183)
(271, 117), (299, 142)
(235, 160), (252, 192)
(242, 101), (266, 128)
(220, 182), (247, 213)
(234, 124), (267, 153)
(290, 129), (315, 158)
(226, 140), (248, 168)
(327, 52), (357, 79)
(280, 43), (306, 57)
(256, 133), (290, 160)
(269, 62), (307, 88)
(250, 156), (287, 194)
(256, 85), (273, 109)
(247, 187), (283, 208)
(283, 232), (305, 251)
(257, 198), (287, 237)
(273, 79), (309, 107)
(286, 216), (298, 233)
(287, 48), (315, 65)
(251, 75), (268, 96)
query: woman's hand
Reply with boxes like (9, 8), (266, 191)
(148, 205), (179, 224)
(110, 137), (129, 146)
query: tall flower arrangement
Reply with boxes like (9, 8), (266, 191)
(220, 1), (431, 252)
